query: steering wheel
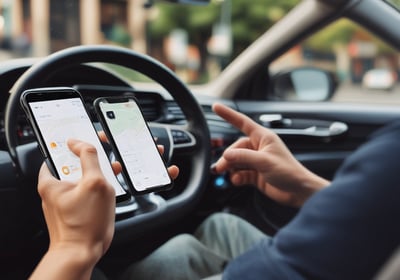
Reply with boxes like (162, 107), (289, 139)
(4, 45), (211, 244)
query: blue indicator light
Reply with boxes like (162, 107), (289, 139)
(214, 176), (226, 188)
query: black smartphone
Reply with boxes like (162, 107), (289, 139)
(94, 96), (173, 194)
(20, 87), (131, 202)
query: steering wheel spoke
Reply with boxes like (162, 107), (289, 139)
(170, 127), (197, 150)
(149, 123), (198, 162)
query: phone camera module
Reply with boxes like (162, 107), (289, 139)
(106, 111), (115, 119)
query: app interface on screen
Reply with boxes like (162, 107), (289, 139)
(99, 100), (171, 191)
(29, 97), (127, 197)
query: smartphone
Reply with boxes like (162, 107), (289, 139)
(20, 87), (130, 202)
(94, 96), (173, 194)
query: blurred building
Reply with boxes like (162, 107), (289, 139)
(0, 0), (147, 58)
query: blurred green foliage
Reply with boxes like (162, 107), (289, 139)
(149, 0), (299, 58)
(305, 19), (397, 55)
(386, 0), (400, 8)
(85, 1), (400, 86)
(148, 0), (397, 66)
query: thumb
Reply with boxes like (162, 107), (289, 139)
(223, 148), (270, 172)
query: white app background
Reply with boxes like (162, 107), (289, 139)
(29, 97), (126, 197)
(100, 100), (170, 191)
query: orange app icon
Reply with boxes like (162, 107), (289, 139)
(49, 141), (57, 149)
(61, 166), (70, 175)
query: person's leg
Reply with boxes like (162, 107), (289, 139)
(120, 234), (228, 280)
(120, 213), (268, 280)
(194, 212), (267, 260)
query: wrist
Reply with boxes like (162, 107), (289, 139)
(30, 243), (101, 280)
(47, 243), (101, 277)
(55, 242), (102, 264)
(294, 168), (330, 207)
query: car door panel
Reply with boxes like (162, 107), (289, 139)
(235, 100), (400, 180)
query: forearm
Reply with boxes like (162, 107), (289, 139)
(29, 246), (99, 280)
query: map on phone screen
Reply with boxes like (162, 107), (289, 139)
(29, 97), (127, 197)
(99, 99), (171, 191)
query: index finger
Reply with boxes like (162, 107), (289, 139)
(212, 103), (261, 137)
(67, 138), (103, 177)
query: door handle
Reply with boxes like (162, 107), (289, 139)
(259, 114), (348, 138)
(272, 122), (348, 137)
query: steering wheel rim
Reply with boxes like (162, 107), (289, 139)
(4, 45), (211, 244)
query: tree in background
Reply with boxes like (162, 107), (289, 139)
(387, 0), (400, 8)
(304, 19), (397, 55)
(303, 18), (398, 82)
(147, 0), (298, 78)
(146, 0), (397, 83)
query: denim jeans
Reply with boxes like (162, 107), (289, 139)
(120, 212), (267, 280)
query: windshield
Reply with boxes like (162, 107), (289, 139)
(0, 0), (398, 95)
(0, 0), (299, 84)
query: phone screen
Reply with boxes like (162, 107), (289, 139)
(26, 93), (128, 199)
(96, 98), (172, 192)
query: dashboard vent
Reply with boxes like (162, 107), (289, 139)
(165, 101), (185, 122)
(131, 91), (166, 122)
(136, 97), (161, 121)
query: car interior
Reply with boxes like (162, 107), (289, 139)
(1, 0), (400, 278)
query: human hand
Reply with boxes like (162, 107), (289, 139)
(212, 103), (329, 207)
(30, 139), (118, 280)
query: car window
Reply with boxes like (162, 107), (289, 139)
(270, 19), (399, 104)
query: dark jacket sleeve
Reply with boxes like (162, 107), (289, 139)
(223, 121), (400, 280)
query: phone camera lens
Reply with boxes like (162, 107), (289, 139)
(106, 111), (115, 119)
